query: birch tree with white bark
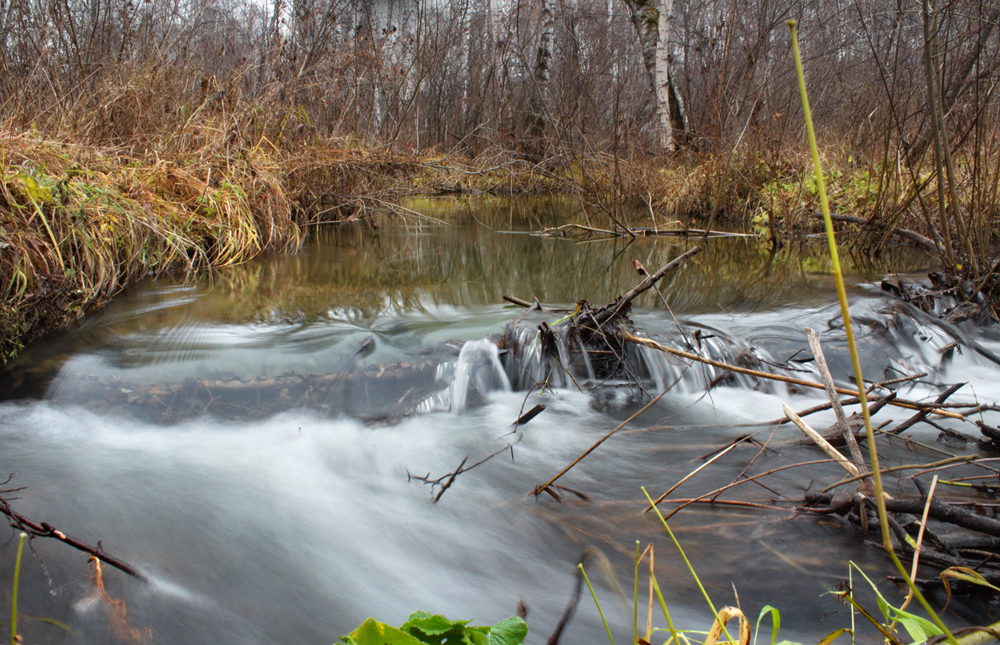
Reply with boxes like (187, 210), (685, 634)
(620, 0), (686, 151)
(527, 0), (556, 155)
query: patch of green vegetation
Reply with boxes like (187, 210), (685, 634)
(340, 612), (527, 645)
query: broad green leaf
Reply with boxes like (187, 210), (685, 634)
(403, 612), (471, 636)
(486, 617), (528, 645)
(345, 614), (525, 645)
(754, 605), (780, 645)
(341, 617), (425, 645)
(891, 611), (941, 643)
(464, 627), (490, 645)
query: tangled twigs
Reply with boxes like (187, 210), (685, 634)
(410, 405), (541, 502)
(807, 328), (866, 469)
(783, 404), (863, 479)
(0, 494), (147, 581)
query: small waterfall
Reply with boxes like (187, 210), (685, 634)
(501, 319), (601, 391)
(410, 340), (512, 415)
(450, 339), (511, 413)
(631, 331), (780, 394)
(409, 298), (993, 420)
(500, 316), (799, 397)
(878, 304), (970, 371)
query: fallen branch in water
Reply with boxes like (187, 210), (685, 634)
(593, 247), (702, 325)
(503, 294), (538, 308)
(779, 393), (894, 448)
(648, 458), (838, 518)
(809, 212), (945, 256)
(533, 386), (671, 497)
(783, 404), (862, 479)
(807, 328), (866, 469)
(805, 481), (1000, 539)
(623, 332), (965, 420)
(642, 437), (750, 509)
(0, 494), (147, 581)
(889, 384), (965, 436)
(536, 224), (754, 239)
(819, 456), (984, 494)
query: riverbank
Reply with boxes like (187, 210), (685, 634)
(2, 121), (995, 362)
(0, 126), (427, 361)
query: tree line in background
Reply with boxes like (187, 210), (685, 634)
(1, 0), (997, 159)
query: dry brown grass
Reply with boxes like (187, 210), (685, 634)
(0, 106), (426, 361)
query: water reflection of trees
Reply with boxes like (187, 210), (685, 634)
(192, 199), (935, 323)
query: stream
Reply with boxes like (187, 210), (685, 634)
(2, 197), (998, 644)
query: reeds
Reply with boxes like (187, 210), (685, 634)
(10, 532), (25, 645)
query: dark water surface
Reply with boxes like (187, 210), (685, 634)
(1, 197), (997, 644)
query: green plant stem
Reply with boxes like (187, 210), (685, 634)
(642, 487), (735, 644)
(12, 532), (26, 645)
(580, 564), (615, 645)
(649, 573), (681, 645)
(633, 542), (639, 645)
(788, 19), (957, 645)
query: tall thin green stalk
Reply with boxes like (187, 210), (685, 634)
(11, 532), (26, 645)
(787, 20), (957, 645)
(633, 542), (640, 645)
(642, 487), (735, 644)
(580, 564), (615, 645)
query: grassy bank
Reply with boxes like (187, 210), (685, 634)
(0, 119), (425, 361)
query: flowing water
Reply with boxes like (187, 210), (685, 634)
(1, 197), (998, 644)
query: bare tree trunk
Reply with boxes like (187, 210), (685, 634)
(527, 0), (555, 154)
(653, 0), (673, 150)
(620, 0), (686, 151)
